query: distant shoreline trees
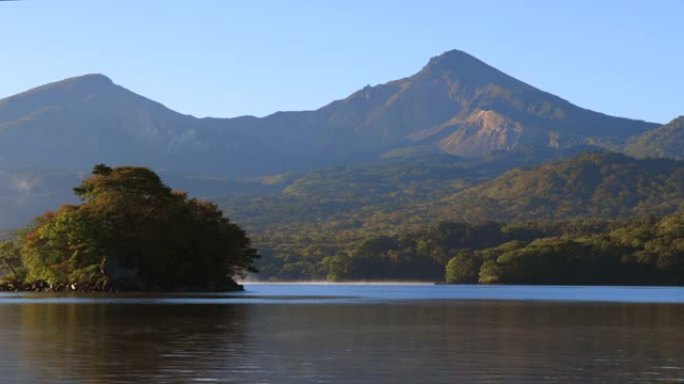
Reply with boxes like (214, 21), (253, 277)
(302, 217), (684, 285)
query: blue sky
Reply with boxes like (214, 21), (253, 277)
(1, 0), (682, 123)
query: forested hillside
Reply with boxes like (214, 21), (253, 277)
(434, 152), (684, 222)
(222, 152), (684, 280)
(326, 213), (684, 285)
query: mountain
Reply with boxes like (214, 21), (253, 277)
(0, 50), (657, 177)
(227, 50), (657, 159)
(290, 50), (656, 156)
(0, 74), (287, 176)
(0, 50), (664, 229)
(625, 116), (684, 159)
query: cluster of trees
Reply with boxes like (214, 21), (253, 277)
(300, 212), (684, 285)
(0, 165), (258, 291)
(319, 220), (605, 282)
(235, 214), (684, 285)
(305, 214), (683, 285)
(329, 222), (544, 281)
(447, 214), (684, 285)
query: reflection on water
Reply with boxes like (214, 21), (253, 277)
(0, 286), (682, 383)
(2, 304), (247, 383)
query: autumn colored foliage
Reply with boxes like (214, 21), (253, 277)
(12, 164), (258, 291)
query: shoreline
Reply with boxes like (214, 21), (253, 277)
(0, 280), (245, 293)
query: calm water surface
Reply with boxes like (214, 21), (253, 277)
(0, 284), (683, 383)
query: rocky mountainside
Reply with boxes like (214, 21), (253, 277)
(297, 50), (656, 156)
(226, 50), (657, 159)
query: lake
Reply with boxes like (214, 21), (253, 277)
(0, 284), (683, 383)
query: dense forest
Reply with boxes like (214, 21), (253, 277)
(248, 215), (684, 285)
(343, 215), (683, 285)
(222, 152), (684, 283)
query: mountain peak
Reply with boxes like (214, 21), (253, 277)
(69, 73), (113, 84)
(419, 49), (524, 90)
(427, 49), (478, 64)
(56, 73), (115, 89)
(424, 49), (490, 71)
(5, 73), (117, 102)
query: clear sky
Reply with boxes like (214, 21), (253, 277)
(1, 0), (682, 123)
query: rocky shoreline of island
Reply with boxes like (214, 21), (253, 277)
(0, 279), (244, 293)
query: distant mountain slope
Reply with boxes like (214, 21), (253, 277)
(625, 116), (684, 159)
(0, 74), (285, 176)
(220, 146), (586, 233)
(435, 152), (684, 222)
(312, 50), (656, 155)
(221, 151), (684, 237)
(0, 50), (658, 179)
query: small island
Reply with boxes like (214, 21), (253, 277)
(0, 164), (259, 292)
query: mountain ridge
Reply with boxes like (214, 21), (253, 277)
(0, 50), (659, 176)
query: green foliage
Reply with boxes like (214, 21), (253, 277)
(242, 211), (683, 285)
(473, 213), (684, 285)
(445, 249), (479, 283)
(478, 260), (503, 284)
(21, 205), (103, 285)
(17, 165), (258, 290)
(320, 221), (560, 281)
(217, 151), (684, 282)
(0, 240), (24, 281)
(220, 150), (580, 279)
(441, 152), (684, 223)
(349, 212), (684, 285)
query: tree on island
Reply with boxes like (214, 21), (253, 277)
(9, 164), (258, 291)
(0, 240), (23, 281)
